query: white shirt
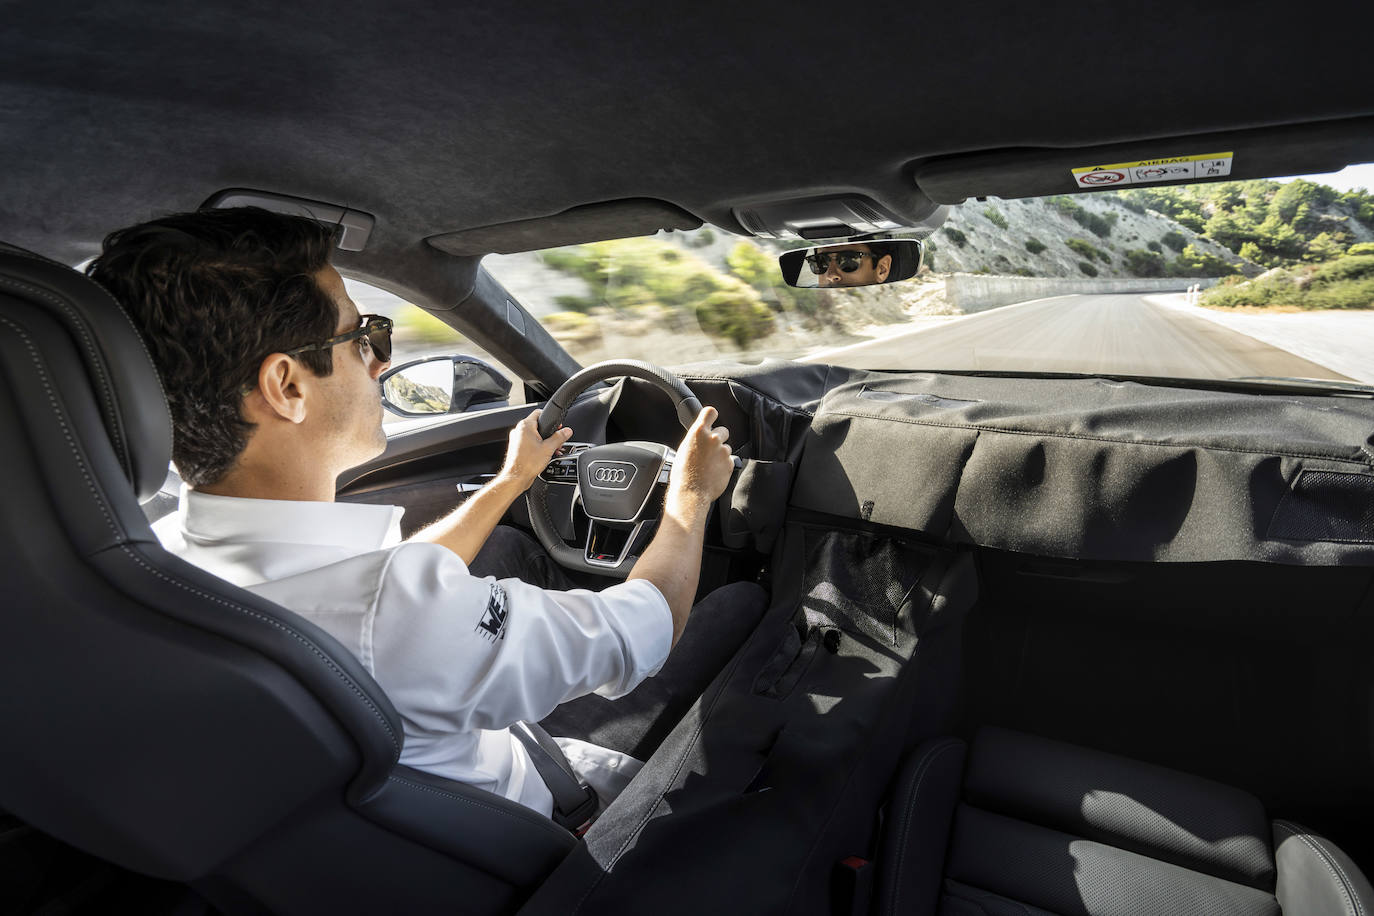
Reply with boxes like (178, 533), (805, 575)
(152, 486), (672, 817)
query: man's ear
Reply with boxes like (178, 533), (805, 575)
(252, 354), (309, 424)
(876, 254), (892, 282)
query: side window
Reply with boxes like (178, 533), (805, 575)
(342, 278), (525, 427)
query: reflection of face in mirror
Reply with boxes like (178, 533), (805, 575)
(806, 243), (893, 288)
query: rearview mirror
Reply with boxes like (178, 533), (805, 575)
(778, 238), (924, 289)
(380, 355), (513, 417)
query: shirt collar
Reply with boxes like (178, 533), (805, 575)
(177, 484), (405, 552)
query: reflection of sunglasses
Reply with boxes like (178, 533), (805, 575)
(805, 250), (879, 274)
(284, 314), (394, 363)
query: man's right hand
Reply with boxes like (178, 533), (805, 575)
(667, 406), (734, 515)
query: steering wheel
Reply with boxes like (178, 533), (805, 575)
(527, 360), (703, 578)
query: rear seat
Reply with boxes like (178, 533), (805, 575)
(877, 727), (1373, 915)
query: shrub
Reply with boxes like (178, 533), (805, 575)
(684, 227), (716, 248)
(1161, 230), (1187, 252)
(1311, 254), (1374, 284)
(982, 206), (1009, 229)
(1172, 245), (1239, 277)
(943, 227), (968, 247)
(1024, 237), (1046, 254)
(1147, 240), (1162, 253)
(1124, 249), (1167, 277)
(1077, 261), (1098, 277)
(1065, 238), (1105, 261)
(1348, 242), (1374, 256)
(1048, 196), (1116, 237)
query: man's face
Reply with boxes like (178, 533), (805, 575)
(812, 243), (892, 288)
(310, 266), (390, 467)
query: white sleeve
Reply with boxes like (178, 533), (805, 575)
(368, 543), (672, 735)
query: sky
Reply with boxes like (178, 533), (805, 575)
(1275, 161), (1374, 193)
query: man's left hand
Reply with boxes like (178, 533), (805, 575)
(499, 409), (574, 490)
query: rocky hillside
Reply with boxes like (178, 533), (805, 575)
(922, 193), (1247, 279)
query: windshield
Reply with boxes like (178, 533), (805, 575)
(483, 175), (1374, 389)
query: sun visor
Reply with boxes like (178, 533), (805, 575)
(427, 199), (701, 256)
(911, 116), (1374, 204)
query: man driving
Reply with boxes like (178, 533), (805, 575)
(807, 240), (894, 287)
(88, 206), (755, 826)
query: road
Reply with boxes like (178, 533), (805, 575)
(802, 293), (1354, 381)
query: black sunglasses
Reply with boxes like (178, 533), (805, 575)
(804, 250), (880, 275)
(284, 314), (394, 364)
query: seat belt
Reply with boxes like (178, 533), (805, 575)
(512, 721), (600, 834)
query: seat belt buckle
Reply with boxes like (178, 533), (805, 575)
(564, 783), (600, 837)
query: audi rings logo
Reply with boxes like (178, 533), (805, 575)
(588, 461), (636, 490)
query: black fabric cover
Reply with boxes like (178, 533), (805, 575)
(775, 368), (1374, 565)
(519, 528), (978, 916)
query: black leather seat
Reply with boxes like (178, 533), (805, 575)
(0, 245), (578, 914)
(877, 726), (1374, 915)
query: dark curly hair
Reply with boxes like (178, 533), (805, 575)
(87, 207), (342, 487)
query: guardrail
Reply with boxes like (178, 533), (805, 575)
(945, 274), (1221, 313)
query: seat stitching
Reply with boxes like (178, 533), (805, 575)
(887, 740), (962, 916)
(118, 545), (401, 754)
(386, 775), (575, 841)
(1276, 820), (1362, 916)
(0, 274), (129, 473)
(0, 316), (119, 537)
(0, 249), (169, 404)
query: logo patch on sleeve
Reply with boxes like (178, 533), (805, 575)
(476, 582), (509, 642)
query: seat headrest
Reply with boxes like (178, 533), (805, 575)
(0, 245), (171, 502)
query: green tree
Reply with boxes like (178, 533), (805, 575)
(1160, 230), (1187, 252)
(694, 282), (776, 347)
(1203, 211), (1259, 253)
(982, 206), (1009, 229)
(1124, 249), (1167, 277)
(1172, 245), (1238, 277)
(726, 241), (795, 312)
(1024, 237), (1047, 254)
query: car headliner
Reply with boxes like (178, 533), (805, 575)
(3, 1), (1373, 272)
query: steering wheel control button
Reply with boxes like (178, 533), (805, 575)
(588, 461), (636, 490)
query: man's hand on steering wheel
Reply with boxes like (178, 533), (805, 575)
(667, 407), (734, 514)
(501, 409), (575, 491)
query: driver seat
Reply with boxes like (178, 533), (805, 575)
(0, 245), (576, 914)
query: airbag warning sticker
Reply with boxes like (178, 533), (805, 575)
(1071, 152), (1232, 189)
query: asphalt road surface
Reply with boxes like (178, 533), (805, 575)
(804, 293), (1353, 382)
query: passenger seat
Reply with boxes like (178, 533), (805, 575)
(877, 727), (1373, 915)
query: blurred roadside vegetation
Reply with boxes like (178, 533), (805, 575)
(536, 237), (788, 348)
(1201, 254), (1374, 310)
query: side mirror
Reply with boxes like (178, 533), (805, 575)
(380, 355), (513, 417)
(778, 238), (924, 289)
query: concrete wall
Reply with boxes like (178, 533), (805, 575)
(945, 274), (1220, 313)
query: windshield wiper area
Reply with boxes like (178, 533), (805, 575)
(1226, 376), (1374, 397)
